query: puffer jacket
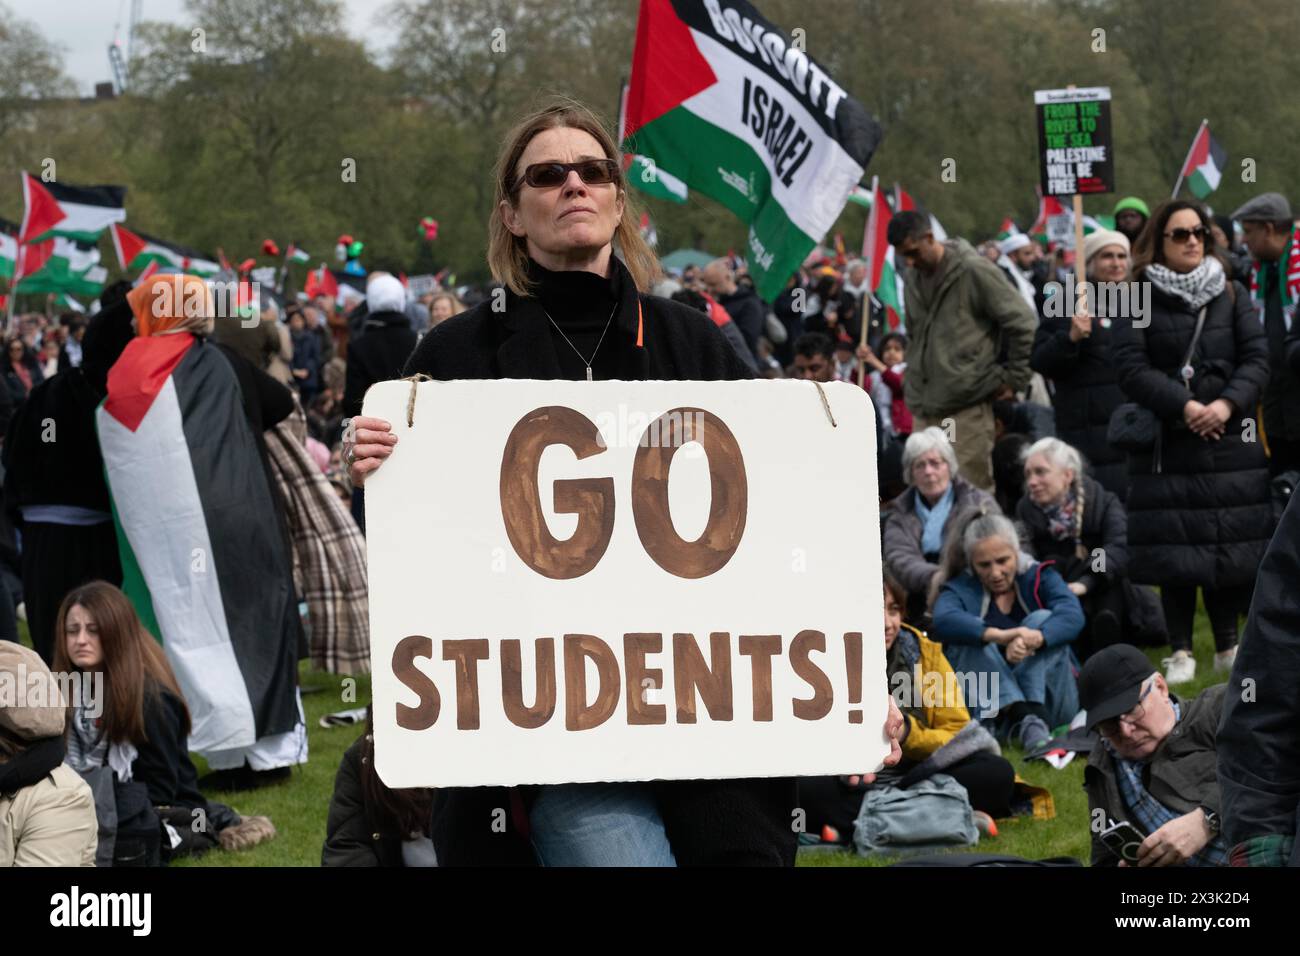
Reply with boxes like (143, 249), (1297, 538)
(900, 239), (1037, 418)
(1111, 279), (1272, 587)
(1085, 684), (1226, 866)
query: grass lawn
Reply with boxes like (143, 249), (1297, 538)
(18, 605), (1229, 867)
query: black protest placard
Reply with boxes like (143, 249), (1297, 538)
(1035, 87), (1114, 196)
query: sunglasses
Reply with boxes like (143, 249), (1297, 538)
(1164, 226), (1208, 244)
(518, 159), (621, 190)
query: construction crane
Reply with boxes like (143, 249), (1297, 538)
(108, 0), (143, 94)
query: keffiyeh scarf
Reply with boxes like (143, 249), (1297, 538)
(1146, 256), (1225, 311)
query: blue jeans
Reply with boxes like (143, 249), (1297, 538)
(942, 609), (1079, 731)
(528, 783), (677, 867)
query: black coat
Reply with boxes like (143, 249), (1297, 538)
(1031, 313), (1128, 497)
(3, 368), (112, 522)
(717, 286), (767, 357)
(344, 310), (419, 418)
(1111, 280), (1271, 587)
(321, 735), (403, 867)
(400, 257), (794, 867)
(1015, 475), (1127, 592)
(1217, 490), (1300, 859)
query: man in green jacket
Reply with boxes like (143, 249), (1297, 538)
(888, 212), (1036, 491)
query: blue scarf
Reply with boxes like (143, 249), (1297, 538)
(916, 484), (955, 556)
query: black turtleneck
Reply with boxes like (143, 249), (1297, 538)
(527, 260), (623, 380)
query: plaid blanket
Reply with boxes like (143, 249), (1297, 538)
(266, 400), (371, 674)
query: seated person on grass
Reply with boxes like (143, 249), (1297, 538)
(797, 573), (1016, 842)
(930, 508), (1083, 752)
(1080, 645), (1227, 867)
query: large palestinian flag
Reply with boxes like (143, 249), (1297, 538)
(96, 333), (300, 754)
(623, 0), (882, 301)
(110, 223), (220, 276)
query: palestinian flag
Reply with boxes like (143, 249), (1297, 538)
(1177, 121), (1225, 200)
(18, 174), (67, 243)
(623, 0), (882, 301)
(96, 332), (300, 754)
(24, 175), (126, 243)
(16, 260), (108, 297)
(304, 264), (339, 301)
(286, 243), (311, 264)
(110, 224), (220, 276)
(16, 237), (106, 296)
(863, 177), (902, 330)
(0, 218), (17, 279)
(847, 185), (872, 209)
(1030, 191), (1073, 246)
(995, 218), (1021, 241)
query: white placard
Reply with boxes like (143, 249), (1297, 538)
(364, 379), (891, 788)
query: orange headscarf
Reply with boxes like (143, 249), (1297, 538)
(126, 274), (215, 338)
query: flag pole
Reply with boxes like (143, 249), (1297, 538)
(858, 175), (879, 388)
(1171, 119), (1207, 199)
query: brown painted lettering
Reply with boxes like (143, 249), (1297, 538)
(564, 634), (621, 730)
(501, 638), (557, 729)
(623, 633), (667, 725)
(738, 634), (781, 721)
(672, 632), (734, 722)
(393, 635), (440, 730)
(500, 406), (614, 579)
(631, 408), (747, 578)
(442, 639), (490, 730)
(790, 629), (834, 720)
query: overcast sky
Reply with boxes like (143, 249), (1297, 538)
(11, 0), (399, 96)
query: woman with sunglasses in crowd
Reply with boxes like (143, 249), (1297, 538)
(1112, 200), (1271, 687)
(343, 96), (905, 866)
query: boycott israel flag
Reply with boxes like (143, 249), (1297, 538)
(623, 0), (882, 301)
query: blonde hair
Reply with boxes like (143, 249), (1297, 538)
(487, 96), (660, 297)
(428, 291), (465, 316)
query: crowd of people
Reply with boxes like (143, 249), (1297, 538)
(3, 94), (1300, 869)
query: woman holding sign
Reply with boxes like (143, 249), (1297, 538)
(346, 97), (904, 866)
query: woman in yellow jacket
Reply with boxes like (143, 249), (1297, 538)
(798, 576), (1016, 839)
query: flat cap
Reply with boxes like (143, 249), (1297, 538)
(1230, 192), (1293, 222)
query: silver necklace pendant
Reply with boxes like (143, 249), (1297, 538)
(586, 366), (593, 382)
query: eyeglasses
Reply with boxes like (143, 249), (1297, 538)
(1164, 226), (1208, 244)
(1098, 680), (1156, 736)
(518, 159), (621, 190)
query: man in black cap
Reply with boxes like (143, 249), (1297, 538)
(1080, 645), (1227, 866)
(1232, 191), (1300, 474)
